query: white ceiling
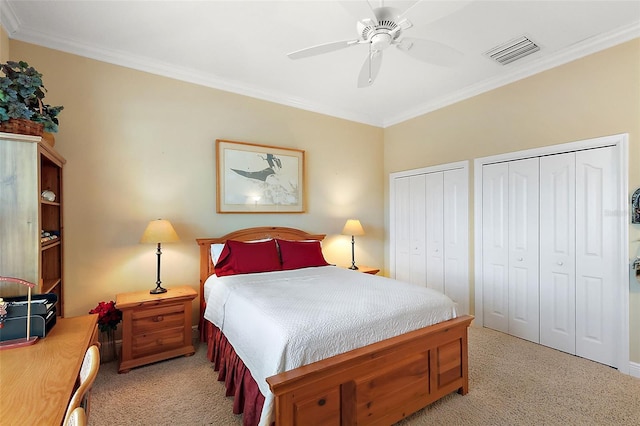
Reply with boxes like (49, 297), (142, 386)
(2, 0), (639, 127)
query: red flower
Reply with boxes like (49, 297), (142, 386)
(89, 301), (122, 332)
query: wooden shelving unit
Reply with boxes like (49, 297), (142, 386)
(0, 131), (66, 316)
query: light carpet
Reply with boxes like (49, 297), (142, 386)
(90, 326), (640, 425)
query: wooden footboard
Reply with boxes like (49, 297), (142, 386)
(267, 315), (473, 426)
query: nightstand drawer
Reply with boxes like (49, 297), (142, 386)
(132, 304), (185, 334)
(132, 327), (184, 358)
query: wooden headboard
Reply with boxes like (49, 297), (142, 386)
(196, 226), (326, 314)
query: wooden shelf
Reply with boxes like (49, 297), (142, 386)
(41, 239), (61, 249)
(42, 278), (61, 294)
(0, 133), (65, 316)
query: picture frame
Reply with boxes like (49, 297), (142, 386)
(216, 139), (306, 213)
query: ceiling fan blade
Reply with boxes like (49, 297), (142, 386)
(288, 40), (359, 59)
(396, 37), (463, 67)
(357, 50), (383, 88)
(339, 0), (378, 26)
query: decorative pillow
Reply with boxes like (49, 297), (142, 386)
(276, 239), (330, 270)
(214, 239), (282, 277)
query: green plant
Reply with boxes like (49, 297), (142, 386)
(0, 60), (64, 132)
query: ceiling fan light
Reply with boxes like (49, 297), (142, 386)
(371, 32), (392, 50)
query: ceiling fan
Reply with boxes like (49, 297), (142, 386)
(287, 0), (464, 88)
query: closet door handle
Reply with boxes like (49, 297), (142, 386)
(517, 257), (523, 261)
(557, 261), (564, 266)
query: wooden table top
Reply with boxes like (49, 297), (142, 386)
(116, 285), (197, 309)
(0, 314), (98, 426)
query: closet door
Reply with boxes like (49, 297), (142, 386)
(393, 176), (412, 284)
(539, 152), (576, 353)
(444, 168), (469, 315)
(507, 158), (539, 343)
(575, 146), (617, 367)
(425, 172), (444, 293)
(393, 175), (427, 286)
(482, 163), (509, 333)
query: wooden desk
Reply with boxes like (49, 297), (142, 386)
(0, 314), (98, 426)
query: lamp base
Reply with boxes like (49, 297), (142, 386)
(150, 285), (167, 294)
(348, 265), (359, 270)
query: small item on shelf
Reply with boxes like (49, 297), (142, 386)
(40, 230), (59, 243)
(41, 190), (56, 202)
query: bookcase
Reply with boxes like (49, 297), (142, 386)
(0, 132), (66, 316)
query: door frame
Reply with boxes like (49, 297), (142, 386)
(389, 160), (469, 312)
(473, 133), (629, 373)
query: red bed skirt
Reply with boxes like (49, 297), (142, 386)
(203, 320), (265, 426)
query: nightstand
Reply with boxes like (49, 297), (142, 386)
(349, 266), (380, 275)
(116, 286), (197, 373)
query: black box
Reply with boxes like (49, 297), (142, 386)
(0, 294), (57, 341)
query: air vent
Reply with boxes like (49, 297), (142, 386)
(485, 36), (540, 65)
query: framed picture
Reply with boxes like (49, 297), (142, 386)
(216, 139), (306, 213)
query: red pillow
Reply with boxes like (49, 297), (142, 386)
(276, 239), (330, 270)
(214, 239), (282, 277)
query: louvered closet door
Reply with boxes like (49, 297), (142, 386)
(482, 162), (509, 333)
(444, 168), (469, 315)
(575, 146), (617, 367)
(425, 172), (444, 293)
(507, 158), (540, 343)
(540, 152), (576, 353)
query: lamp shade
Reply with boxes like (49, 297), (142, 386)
(140, 219), (180, 244)
(342, 219), (365, 236)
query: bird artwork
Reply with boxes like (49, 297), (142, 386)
(228, 152), (298, 205)
(231, 154), (282, 182)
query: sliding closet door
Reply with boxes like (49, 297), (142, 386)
(507, 158), (539, 342)
(575, 146), (617, 367)
(540, 152), (576, 353)
(443, 168), (469, 315)
(425, 172), (444, 293)
(482, 162), (509, 333)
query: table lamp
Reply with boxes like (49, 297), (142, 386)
(140, 219), (179, 294)
(342, 219), (365, 270)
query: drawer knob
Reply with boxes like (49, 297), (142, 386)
(153, 315), (164, 322)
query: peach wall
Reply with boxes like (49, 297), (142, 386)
(384, 39), (640, 363)
(9, 41), (384, 326)
(0, 26), (8, 63)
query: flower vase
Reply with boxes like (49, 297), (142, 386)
(99, 329), (117, 363)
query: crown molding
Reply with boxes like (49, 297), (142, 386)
(383, 21), (640, 127)
(1, 7), (383, 127)
(2, 1), (637, 129)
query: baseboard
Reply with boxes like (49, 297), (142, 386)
(629, 361), (640, 378)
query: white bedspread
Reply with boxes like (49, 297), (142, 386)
(203, 265), (457, 426)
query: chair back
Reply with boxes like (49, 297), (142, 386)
(65, 406), (87, 426)
(62, 345), (100, 425)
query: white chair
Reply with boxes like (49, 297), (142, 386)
(65, 406), (87, 426)
(62, 345), (100, 425)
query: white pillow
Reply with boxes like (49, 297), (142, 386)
(210, 244), (225, 266)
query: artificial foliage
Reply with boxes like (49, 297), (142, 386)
(0, 60), (64, 132)
(90, 300), (123, 332)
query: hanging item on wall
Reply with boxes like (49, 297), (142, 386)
(632, 188), (640, 224)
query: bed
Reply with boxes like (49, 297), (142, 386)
(197, 227), (473, 426)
